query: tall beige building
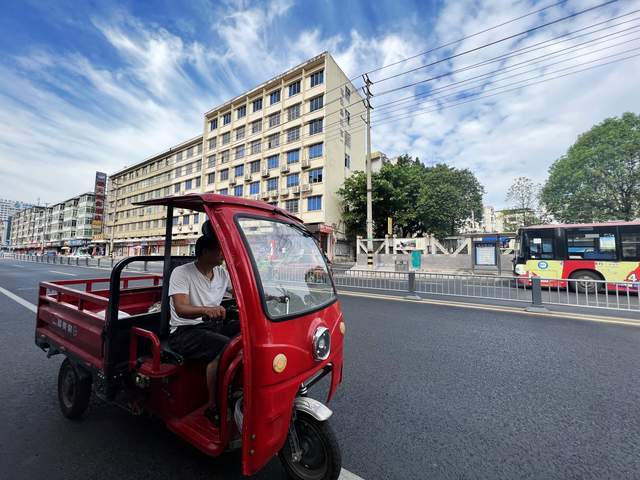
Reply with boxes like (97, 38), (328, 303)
(106, 52), (365, 258)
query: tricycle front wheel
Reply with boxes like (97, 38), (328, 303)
(57, 358), (91, 419)
(279, 412), (342, 480)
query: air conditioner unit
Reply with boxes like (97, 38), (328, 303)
(251, 194), (261, 201)
(301, 184), (312, 194)
(261, 192), (270, 200)
(229, 176), (236, 185)
(301, 159), (310, 169)
(280, 188), (289, 197)
(280, 164), (290, 173)
(188, 225), (193, 230)
(261, 168), (270, 177)
(179, 209), (185, 214)
(177, 226), (183, 231)
(291, 186), (300, 194)
(270, 190), (279, 198)
(244, 173), (252, 181)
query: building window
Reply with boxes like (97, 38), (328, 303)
(345, 132), (351, 148)
(174, 183), (180, 193)
(308, 118), (323, 135)
(267, 155), (279, 169)
(308, 143), (323, 159)
(285, 199), (299, 213)
(222, 132), (231, 145)
(249, 181), (260, 195)
(344, 86), (351, 101)
(208, 137), (217, 150)
(185, 179), (193, 190)
(287, 126), (300, 143)
(288, 103), (301, 121)
(252, 98), (262, 112)
(344, 109), (351, 126)
(209, 118), (218, 131)
(250, 160), (261, 173)
(234, 185), (244, 197)
(310, 70), (324, 87)
(195, 177), (201, 187)
(175, 151), (183, 162)
(194, 213), (199, 224)
(183, 215), (190, 225)
(269, 90), (281, 105)
(287, 173), (300, 187)
(172, 216), (179, 226)
(269, 112), (281, 128)
(207, 154), (216, 168)
(220, 169), (229, 181)
(223, 112), (231, 125)
(234, 164), (244, 177)
(236, 105), (246, 119)
(219, 188), (228, 196)
(309, 167), (323, 184)
(267, 133), (279, 149)
(344, 154), (351, 169)
(251, 120), (262, 134)
(307, 195), (322, 211)
(309, 94), (324, 112)
(207, 173), (215, 184)
(287, 149), (300, 164)
(235, 145), (245, 159)
(221, 150), (230, 163)
(288, 80), (301, 96)
(267, 177), (278, 191)
(236, 126), (245, 140)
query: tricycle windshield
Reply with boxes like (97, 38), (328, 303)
(237, 216), (336, 320)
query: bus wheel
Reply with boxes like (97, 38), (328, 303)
(569, 271), (602, 294)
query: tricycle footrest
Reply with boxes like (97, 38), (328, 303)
(167, 405), (222, 457)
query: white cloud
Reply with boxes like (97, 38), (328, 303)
(0, 0), (638, 213)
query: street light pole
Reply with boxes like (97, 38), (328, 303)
(362, 74), (374, 267)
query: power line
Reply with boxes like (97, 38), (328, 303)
(369, 0), (620, 85)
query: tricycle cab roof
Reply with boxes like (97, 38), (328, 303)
(136, 192), (303, 223)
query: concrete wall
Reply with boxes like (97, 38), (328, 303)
(356, 253), (514, 273)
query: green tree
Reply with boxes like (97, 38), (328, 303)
(337, 156), (484, 239)
(541, 112), (640, 222)
(505, 176), (540, 226)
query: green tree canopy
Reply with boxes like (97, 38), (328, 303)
(337, 155), (484, 239)
(541, 112), (640, 222)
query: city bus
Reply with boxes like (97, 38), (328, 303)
(513, 221), (640, 292)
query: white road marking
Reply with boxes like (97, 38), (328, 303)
(16, 287), (36, 291)
(339, 469), (365, 480)
(0, 286), (37, 313)
(49, 270), (77, 276)
(8, 264), (25, 268)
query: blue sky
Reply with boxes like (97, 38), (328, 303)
(1, 0), (639, 209)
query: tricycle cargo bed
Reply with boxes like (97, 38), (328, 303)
(36, 275), (163, 370)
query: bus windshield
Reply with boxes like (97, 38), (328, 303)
(237, 217), (336, 320)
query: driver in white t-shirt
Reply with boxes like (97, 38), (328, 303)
(168, 235), (236, 424)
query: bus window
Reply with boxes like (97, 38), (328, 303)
(566, 228), (617, 260)
(527, 236), (555, 260)
(620, 229), (640, 261)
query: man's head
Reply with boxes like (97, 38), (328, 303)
(195, 235), (223, 266)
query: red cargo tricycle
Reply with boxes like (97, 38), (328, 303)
(35, 193), (345, 479)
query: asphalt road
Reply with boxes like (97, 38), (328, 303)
(1, 259), (640, 479)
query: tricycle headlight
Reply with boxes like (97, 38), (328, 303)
(312, 326), (331, 361)
(514, 264), (526, 275)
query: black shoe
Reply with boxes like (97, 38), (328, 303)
(204, 406), (220, 427)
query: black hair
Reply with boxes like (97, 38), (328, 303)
(195, 235), (219, 258)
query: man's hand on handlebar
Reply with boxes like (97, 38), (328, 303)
(201, 305), (226, 321)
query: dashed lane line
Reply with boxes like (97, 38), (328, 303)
(49, 270), (77, 276)
(0, 286), (37, 313)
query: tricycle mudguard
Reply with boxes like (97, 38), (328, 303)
(294, 397), (332, 421)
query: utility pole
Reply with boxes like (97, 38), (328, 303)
(108, 178), (119, 258)
(362, 74), (374, 268)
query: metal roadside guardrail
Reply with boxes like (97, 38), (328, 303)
(3, 254), (638, 313)
(332, 268), (640, 313)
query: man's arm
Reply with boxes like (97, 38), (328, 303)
(172, 294), (225, 320)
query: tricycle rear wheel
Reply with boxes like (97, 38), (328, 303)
(279, 412), (342, 480)
(57, 358), (91, 419)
